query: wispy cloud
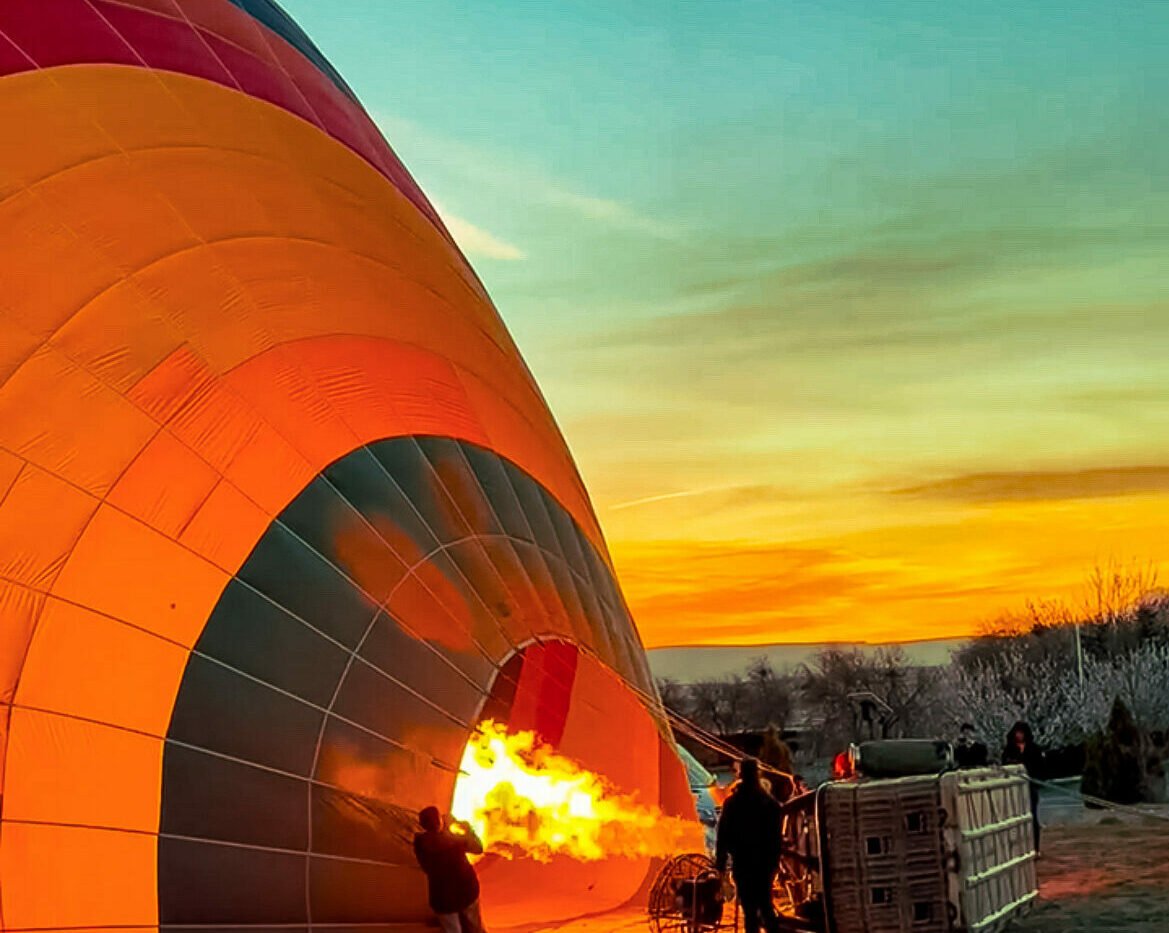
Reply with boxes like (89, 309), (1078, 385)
(610, 538), (986, 646)
(534, 187), (678, 240)
(430, 200), (526, 261)
(375, 113), (678, 239)
(612, 494), (1169, 647)
(894, 466), (1169, 503)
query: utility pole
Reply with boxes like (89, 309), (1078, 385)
(1074, 622), (1085, 690)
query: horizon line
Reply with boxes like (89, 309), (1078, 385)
(647, 634), (970, 651)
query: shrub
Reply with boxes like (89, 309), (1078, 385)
(1082, 697), (1143, 805)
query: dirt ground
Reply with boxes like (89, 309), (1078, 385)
(525, 806), (1169, 933)
(1014, 810), (1169, 933)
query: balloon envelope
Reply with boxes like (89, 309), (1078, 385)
(0, 2), (692, 928)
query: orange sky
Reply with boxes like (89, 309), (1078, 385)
(601, 491), (1169, 647)
(548, 290), (1169, 648)
(301, 2), (1169, 649)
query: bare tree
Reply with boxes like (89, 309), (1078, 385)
(942, 640), (1169, 751)
(956, 597), (1080, 675)
(745, 657), (792, 731)
(718, 674), (754, 734)
(1084, 559), (1160, 630)
(943, 645), (1102, 749)
(798, 647), (870, 748)
(1103, 643), (1169, 732)
(873, 646), (943, 737)
(655, 677), (690, 720)
(796, 646), (941, 750)
(687, 675), (756, 735)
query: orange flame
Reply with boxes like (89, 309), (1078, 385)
(450, 720), (704, 862)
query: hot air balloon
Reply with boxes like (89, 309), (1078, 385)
(0, 2), (694, 929)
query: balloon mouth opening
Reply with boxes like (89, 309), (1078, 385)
(439, 642), (703, 924)
(450, 719), (703, 864)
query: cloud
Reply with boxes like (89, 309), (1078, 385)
(610, 537), (1021, 647)
(894, 466), (1169, 503)
(611, 540), (878, 642)
(375, 113), (677, 239)
(585, 221), (1169, 353)
(572, 243), (999, 365)
(553, 207), (1169, 443)
(533, 187), (678, 240)
(430, 201), (526, 261)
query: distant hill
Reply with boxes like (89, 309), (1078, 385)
(647, 638), (967, 682)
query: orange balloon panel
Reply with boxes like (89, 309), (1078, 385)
(0, 2), (694, 930)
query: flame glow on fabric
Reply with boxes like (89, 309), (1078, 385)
(452, 721), (704, 862)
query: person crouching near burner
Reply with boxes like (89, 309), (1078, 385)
(413, 806), (487, 933)
(715, 757), (783, 933)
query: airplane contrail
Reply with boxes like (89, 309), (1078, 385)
(607, 485), (736, 512)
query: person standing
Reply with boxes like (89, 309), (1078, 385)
(715, 758), (783, 933)
(954, 723), (989, 769)
(1002, 721), (1044, 852)
(413, 806), (487, 933)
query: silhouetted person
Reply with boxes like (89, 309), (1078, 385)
(715, 758), (783, 933)
(1002, 721), (1044, 852)
(954, 723), (989, 769)
(413, 806), (487, 933)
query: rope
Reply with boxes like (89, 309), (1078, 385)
(661, 706), (799, 782)
(608, 672), (802, 780)
(1028, 774), (1169, 824)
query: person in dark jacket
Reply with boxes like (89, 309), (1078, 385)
(413, 806), (487, 933)
(1002, 721), (1044, 852)
(954, 723), (989, 769)
(715, 758), (783, 933)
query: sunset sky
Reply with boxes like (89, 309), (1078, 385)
(282, 1), (1169, 648)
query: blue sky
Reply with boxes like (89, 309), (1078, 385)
(280, 1), (1169, 645)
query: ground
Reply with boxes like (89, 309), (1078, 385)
(1015, 808), (1169, 933)
(523, 910), (646, 933)
(525, 803), (1169, 933)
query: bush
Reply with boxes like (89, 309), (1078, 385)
(1082, 697), (1143, 805)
